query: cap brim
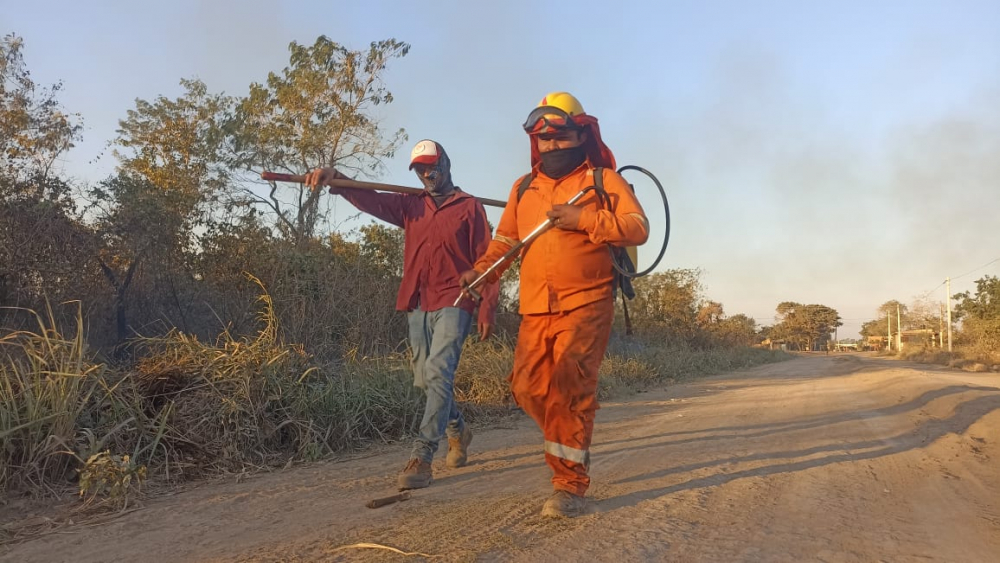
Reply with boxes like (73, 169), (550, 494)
(408, 154), (439, 169)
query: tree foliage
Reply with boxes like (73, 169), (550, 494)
(1, 34), (95, 312)
(772, 302), (842, 350)
(715, 313), (759, 347)
(906, 297), (942, 331)
(860, 299), (909, 339)
(953, 275), (1000, 352)
(629, 269), (703, 339)
(860, 297), (946, 343)
(0, 33), (770, 363)
(111, 78), (233, 230)
(231, 36), (410, 242)
(953, 275), (1000, 322)
(1, 33), (82, 199)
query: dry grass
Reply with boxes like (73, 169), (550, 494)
(897, 345), (1000, 372)
(598, 337), (790, 398)
(454, 337), (517, 420)
(0, 283), (421, 500)
(0, 302), (105, 494)
(0, 286), (790, 503)
(111, 276), (421, 480)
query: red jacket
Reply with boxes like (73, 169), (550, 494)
(332, 187), (499, 325)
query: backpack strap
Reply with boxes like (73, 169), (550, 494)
(517, 167), (606, 202)
(592, 167), (637, 301)
(516, 173), (533, 202)
(590, 167), (609, 209)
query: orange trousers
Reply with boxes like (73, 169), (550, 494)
(510, 297), (614, 496)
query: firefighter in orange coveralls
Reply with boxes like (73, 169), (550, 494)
(459, 92), (649, 517)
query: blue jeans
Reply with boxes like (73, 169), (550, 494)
(408, 307), (473, 463)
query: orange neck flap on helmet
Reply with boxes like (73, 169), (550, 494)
(529, 113), (617, 173)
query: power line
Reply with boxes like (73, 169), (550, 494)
(912, 257), (998, 301)
(916, 279), (947, 300)
(951, 257), (1000, 281)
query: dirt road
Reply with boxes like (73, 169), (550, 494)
(3, 354), (998, 562)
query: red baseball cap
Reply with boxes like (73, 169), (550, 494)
(408, 140), (440, 169)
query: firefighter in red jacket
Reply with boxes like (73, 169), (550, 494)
(308, 140), (498, 490)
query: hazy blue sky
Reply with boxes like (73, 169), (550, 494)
(4, 0), (999, 337)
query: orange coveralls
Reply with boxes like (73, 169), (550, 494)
(474, 162), (649, 495)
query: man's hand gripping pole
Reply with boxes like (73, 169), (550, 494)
(455, 187), (594, 307)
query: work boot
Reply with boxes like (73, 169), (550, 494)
(540, 490), (587, 518)
(446, 424), (473, 468)
(397, 458), (433, 490)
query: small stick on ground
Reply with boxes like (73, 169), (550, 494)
(330, 542), (437, 558)
(366, 491), (411, 509)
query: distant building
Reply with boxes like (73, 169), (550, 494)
(759, 338), (789, 351)
(898, 329), (940, 350)
(865, 336), (886, 351)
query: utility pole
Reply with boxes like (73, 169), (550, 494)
(946, 277), (953, 352)
(896, 303), (902, 351)
(939, 304), (944, 348)
(887, 310), (892, 351)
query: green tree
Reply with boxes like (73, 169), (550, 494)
(630, 268), (703, 339)
(859, 318), (887, 340)
(953, 276), (1000, 321)
(111, 77), (233, 233)
(230, 36), (410, 242)
(358, 222), (404, 278)
(696, 300), (725, 326)
(713, 313), (759, 347)
(878, 300), (907, 324)
(0, 34), (95, 313)
(906, 297), (942, 331)
(1, 33), (82, 200)
(84, 80), (233, 341)
(758, 324), (774, 343)
(860, 299), (908, 340)
(953, 275), (1000, 353)
(90, 174), (183, 342)
(773, 302), (842, 350)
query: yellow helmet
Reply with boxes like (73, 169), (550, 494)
(523, 91), (586, 134)
(537, 92), (585, 116)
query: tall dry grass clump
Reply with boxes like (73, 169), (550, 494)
(0, 281), (421, 497)
(117, 275), (419, 479)
(0, 303), (104, 493)
(898, 345), (999, 373)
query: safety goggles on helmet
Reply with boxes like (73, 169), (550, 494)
(522, 106), (581, 135)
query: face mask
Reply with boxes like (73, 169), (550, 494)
(539, 146), (586, 179)
(417, 166), (454, 195)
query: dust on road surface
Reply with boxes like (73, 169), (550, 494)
(3, 354), (998, 562)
